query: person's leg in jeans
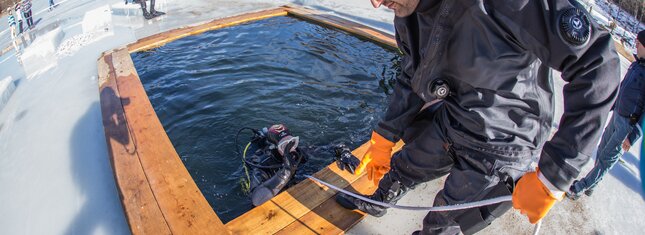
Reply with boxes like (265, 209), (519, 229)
(138, 0), (151, 19)
(571, 113), (633, 195)
(22, 12), (28, 27)
(10, 26), (21, 64)
(27, 11), (33, 27)
(10, 26), (19, 53)
(18, 19), (23, 34)
(149, 0), (165, 17)
(22, 11), (31, 28)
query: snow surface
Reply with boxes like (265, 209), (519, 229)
(0, 0), (642, 234)
(0, 76), (15, 112)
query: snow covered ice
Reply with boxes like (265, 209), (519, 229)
(0, 0), (643, 234)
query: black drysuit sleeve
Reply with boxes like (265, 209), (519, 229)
(374, 34), (426, 142)
(496, 0), (620, 190)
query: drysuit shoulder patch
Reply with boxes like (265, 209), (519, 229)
(558, 7), (591, 46)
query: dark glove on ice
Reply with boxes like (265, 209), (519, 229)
(334, 144), (360, 174)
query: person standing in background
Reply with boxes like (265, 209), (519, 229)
(21, 0), (33, 29)
(7, 7), (21, 58)
(49, 0), (56, 11)
(14, 3), (23, 34)
(567, 30), (645, 200)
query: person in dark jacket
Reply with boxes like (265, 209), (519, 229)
(567, 30), (645, 200)
(335, 0), (620, 234)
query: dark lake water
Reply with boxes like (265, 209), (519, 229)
(131, 16), (400, 222)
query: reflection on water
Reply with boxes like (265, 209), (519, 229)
(132, 16), (400, 222)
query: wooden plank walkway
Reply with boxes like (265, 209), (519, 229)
(99, 47), (227, 234)
(127, 8), (288, 53)
(98, 5), (401, 234)
(99, 50), (172, 235)
(283, 5), (396, 50)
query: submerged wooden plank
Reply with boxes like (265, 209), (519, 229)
(110, 48), (228, 234)
(127, 8), (288, 53)
(98, 51), (172, 235)
(284, 5), (397, 49)
(226, 141), (403, 234)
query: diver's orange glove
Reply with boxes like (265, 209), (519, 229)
(512, 169), (562, 224)
(355, 131), (395, 186)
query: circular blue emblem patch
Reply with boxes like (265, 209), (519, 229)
(559, 8), (591, 46)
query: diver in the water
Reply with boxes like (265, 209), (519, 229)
(239, 124), (359, 206)
(245, 124), (303, 206)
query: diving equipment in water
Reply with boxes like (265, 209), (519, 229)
(237, 124), (307, 206)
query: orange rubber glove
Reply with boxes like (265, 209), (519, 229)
(354, 131), (395, 186)
(512, 169), (561, 224)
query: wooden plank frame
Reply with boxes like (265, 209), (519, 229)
(98, 5), (401, 235)
(126, 5), (397, 53)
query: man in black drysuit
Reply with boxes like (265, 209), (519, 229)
(335, 0), (620, 234)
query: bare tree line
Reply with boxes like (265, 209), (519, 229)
(0, 0), (20, 15)
(608, 0), (645, 24)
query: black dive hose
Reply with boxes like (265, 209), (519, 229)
(235, 127), (257, 155)
(235, 127), (283, 169)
